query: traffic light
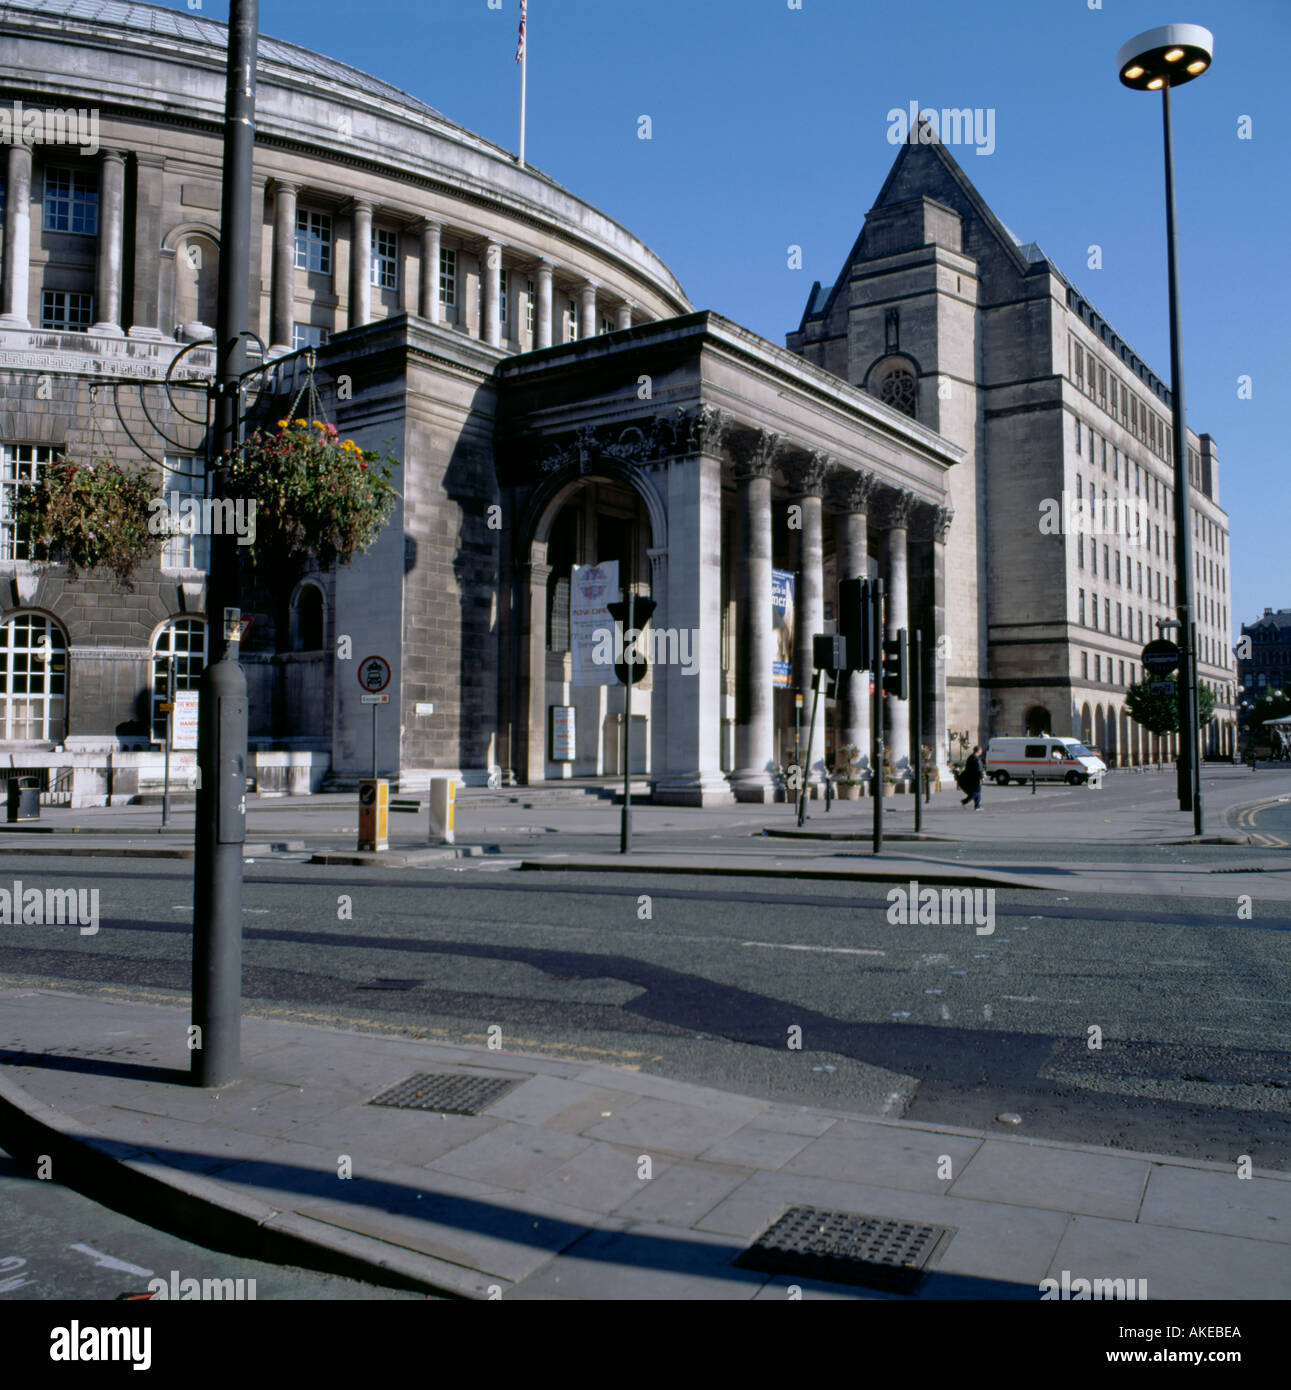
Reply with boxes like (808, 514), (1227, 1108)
(605, 596), (657, 686)
(812, 633), (847, 673)
(883, 630), (908, 700)
(838, 577), (881, 671)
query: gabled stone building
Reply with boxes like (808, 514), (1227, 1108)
(788, 127), (1237, 762)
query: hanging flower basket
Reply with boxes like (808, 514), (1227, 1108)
(224, 418), (399, 571)
(10, 457), (159, 588)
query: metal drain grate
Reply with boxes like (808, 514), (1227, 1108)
(368, 1072), (519, 1114)
(735, 1206), (948, 1293)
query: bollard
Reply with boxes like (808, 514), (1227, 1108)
(358, 778), (388, 851)
(428, 776), (456, 844)
(1031, 769), (1036, 794)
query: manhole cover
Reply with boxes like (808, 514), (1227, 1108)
(735, 1206), (949, 1293)
(368, 1072), (518, 1114)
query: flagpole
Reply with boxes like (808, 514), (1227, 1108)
(517, 1), (527, 167)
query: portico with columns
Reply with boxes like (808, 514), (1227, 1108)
(496, 312), (960, 805)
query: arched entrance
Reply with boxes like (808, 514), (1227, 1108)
(1025, 705), (1051, 736)
(516, 464), (663, 785)
(1081, 702), (1093, 745)
(1095, 705), (1106, 756)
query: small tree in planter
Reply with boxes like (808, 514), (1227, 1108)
(834, 744), (863, 799)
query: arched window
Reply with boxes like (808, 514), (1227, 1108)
(0, 613), (67, 742)
(294, 584), (325, 652)
(1025, 705), (1051, 736)
(879, 368), (917, 418)
(152, 618), (206, 742)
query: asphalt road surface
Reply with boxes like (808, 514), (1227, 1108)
(1, 859), (1288, 1170)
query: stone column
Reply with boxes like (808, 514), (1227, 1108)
(0, 144), (32, 326)
(615, 300), (634, 331)
(348, 198), (372, 329)
(130, 153), (165, 336)
(728, 430), (780, 801)
(930, 505), (953, 779)
(269, 180), (298, 353)
(91, 150), (126, 335)
(653, 407), (734, 806)
(482, 241), (502, 347)
(418, 220), (441, 322)
(881, 489), (916, 771)
(831, 469), (879, 774)
(788, 451), (831, 782)
(535, 261), (553, 348)
(579, 282), (598, 339)
(522, 552), (552, 784)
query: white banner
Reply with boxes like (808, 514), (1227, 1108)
(570, 561), (618, 687)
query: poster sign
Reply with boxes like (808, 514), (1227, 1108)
(571, 561), (619, 687)
(772, 569), (795, 688)
(550, 705), (576, 762)
(171, 691), (200, 750)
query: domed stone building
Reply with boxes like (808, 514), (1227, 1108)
(0, 0), (959, 805)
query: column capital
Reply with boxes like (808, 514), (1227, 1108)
(784, 448), (834, 497)
(728, 428), (782, 481)
(413, 217), (442, 236)
(828, 467), (880, 515)
(99, 148), (127, 166)
(346, 196), (373, 215)
(877, 487), (918, 531)
(535, 258), (555, 275)
(911, 501), (954, 542)
(271, 178), (299, 196)
(674, 405), (731, 459)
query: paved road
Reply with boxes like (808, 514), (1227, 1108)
(1, 859), (1288, 1169)
(0, 1150), (425, 1300)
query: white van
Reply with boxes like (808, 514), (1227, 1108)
(985, 736), (1107, 787)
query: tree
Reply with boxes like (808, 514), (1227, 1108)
(1126, 676), (1214, 737)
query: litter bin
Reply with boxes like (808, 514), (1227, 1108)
(6, 776), (40, 822)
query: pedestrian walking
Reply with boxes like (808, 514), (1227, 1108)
(959, 745), (985, 810)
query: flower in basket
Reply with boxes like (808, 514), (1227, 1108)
(223, 419), (400, 571)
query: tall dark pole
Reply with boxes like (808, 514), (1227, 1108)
(913, 629), (923, 834)
(192, 0), (256, 1086)
(871, 580), (884, 856)
(1161, 82), (1202, 835)
(620, 583), (634, 854)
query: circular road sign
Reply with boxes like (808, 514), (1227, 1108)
(1141, 639), (1180, 674)
(358, 655), (391, 693)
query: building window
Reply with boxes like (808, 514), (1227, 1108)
(159, 457), (211, 572)
(439, 248), (457, 307)
(43, 166), (98, 235)
(294, 209), (332, 274)
(1137, 561), (1143, 594)
(292, 322), (328, 351)
(1095, 654), (1102, 682)
(1079, 589), (1086, 625)
(1081, 650), (1088, 679)
(0, 613), (67, 742)
(499, 267), (509, 325)
(602, 317), (614, 335)
(1074, 344), (1084, 390)
(879, 369), (917, 418)
(1078, 534), (1084, 569)
(1103, 544), (1109, 579)
(1117, 604), (1123, 637)
(1105, 598), (1111, 631)
(1101, 437), (1107, 472)
(371, 228), (398, 290)
(151, 619), (207, 743)
(40, 290), (93, 332)
(293, 584), (325, 651)
(567, 298), (578, 342)
(1074, 415), (1082, 456)
(1, 444), (56, 560)
(525, 278), (535, 335)
(1118, 659), (1125, 686)
(1099, 365), (1108, 411)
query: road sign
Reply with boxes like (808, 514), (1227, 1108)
(172, 691), (200, 750)
(1141, 639), (1180, 674)
(358, 654), (391, 693)
(1150, 680), (1176, 696)
(360, 693), (389, 705)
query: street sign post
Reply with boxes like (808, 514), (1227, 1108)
(1141, 639), (1180, 675)
(359, 657), (391, 777)
(1150, 680), (1176, 696)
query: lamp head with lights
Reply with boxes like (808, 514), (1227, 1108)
(1118, 23), (1213, 90)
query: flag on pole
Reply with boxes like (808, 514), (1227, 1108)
(516, 0), (526, 63)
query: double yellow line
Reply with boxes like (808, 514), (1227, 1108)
(1234, 801), (1290, 848)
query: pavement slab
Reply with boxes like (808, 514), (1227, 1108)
(2, 986), (1290, 1300)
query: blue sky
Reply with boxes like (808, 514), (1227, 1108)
(184, 0), (1288, 637)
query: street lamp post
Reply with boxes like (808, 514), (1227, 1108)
(1117, 23), (1212, 839)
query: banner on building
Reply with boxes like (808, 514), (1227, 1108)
(570, 560), (619, 686)
(772, 569), (795, 688)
